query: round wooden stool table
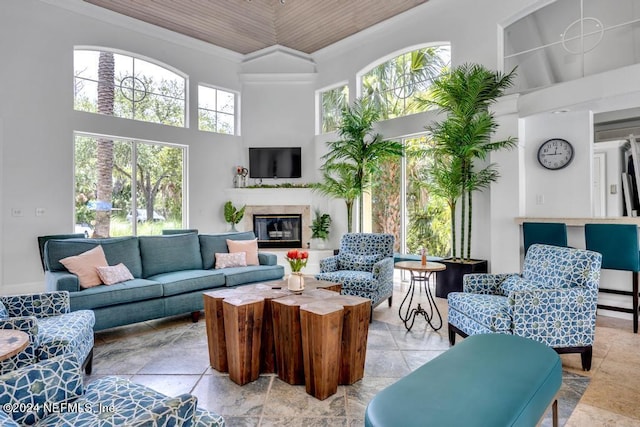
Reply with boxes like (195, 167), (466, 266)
(0, 330), (29, 361)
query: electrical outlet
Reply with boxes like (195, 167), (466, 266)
(35, 208), (46, 216)
(11, 208), (23, 217)
(535, 194), (544, 205)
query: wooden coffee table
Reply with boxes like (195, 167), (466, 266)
(203, 278), (370, 399)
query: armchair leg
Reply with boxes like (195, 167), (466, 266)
(448, 324), (456, 346)
(83, 347), (94, 375)
(581, 347), (593, 372)
(387, 296), (393, 307)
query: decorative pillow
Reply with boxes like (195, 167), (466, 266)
(59, 245), (108, 288)
(96, 263), (134, 285)
(226, 239), (259, 265)
(215, 252), (247, 269)
(338, 253), (383, 272)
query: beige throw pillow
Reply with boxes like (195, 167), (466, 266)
(215, 252), (247, 269)
(59, 245), (108, 288)
(226, 239), (259, 265)
(96, 263), (134, 285)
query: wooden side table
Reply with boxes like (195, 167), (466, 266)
(0, 330), (29, 361)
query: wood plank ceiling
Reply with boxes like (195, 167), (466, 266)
(83, 0), (428, 54)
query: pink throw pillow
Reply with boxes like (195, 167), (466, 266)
(226, 239), (259, 265)
(59, 245), (108, 288)
(96, 263), (134, 285)
(215, 252), (247, 269)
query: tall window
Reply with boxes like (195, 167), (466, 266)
(371, 134), (450, 256)
(74, 133), (185, 237)
(198, 85), (237, 135)
(74, 49), (186, 127)
(319, 84), (349, 134)
(360, 45), (450, 119)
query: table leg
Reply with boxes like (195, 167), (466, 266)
(398, 270), (443, 331)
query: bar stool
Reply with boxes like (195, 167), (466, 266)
(584, 223), (640, 333)
(522, 222), (568, 254)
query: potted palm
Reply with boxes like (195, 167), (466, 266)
(313, 97), (403, 232)
(310, 210), (331, 249)
(223, 201), (245, 232)
(421, 64), (517, 297)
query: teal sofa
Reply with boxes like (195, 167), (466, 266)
(44, 231), (284, 331)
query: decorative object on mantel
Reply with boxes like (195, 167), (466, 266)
(233, 166), (249, 188)
(223, 201), (245, 231)
(244, 183), (315, 189)
(310, 210), (331, 249)
(286, 249), (308, 291)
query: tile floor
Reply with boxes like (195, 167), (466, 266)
(89, 275), (638, 426)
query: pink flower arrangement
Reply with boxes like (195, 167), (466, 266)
(286, 249), (309, 272)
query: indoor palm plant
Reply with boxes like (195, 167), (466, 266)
(313, 97), (403, 233)
(420, 63), (517, 295)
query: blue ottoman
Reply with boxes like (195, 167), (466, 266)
(365, 334), (562, 427)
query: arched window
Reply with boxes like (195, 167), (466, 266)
(359, 44), (450, 119)
(318, 83), (349, 134)
(74, 49), (186, 127)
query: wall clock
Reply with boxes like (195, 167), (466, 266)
(537, 138), (574, 170)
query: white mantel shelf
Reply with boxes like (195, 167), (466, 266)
(515, 217), (640, 226)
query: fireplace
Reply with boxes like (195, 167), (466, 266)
(253, 214), (303, 248)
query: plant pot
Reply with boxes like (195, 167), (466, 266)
(435, 258), (488, 298)
(311, 238), (327, 250)
(288, 272), (305, 292)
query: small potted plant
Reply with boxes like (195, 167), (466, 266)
(286, 249), (308, 291)
(223, 201), (245, 232)
(310, 210), (331, 249)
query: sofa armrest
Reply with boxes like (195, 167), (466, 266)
(45, 271), (80, 293)
(319, 255), (339, 273)
(373, 257), (394, 281)
(509, 287), (598, 347)
(129, 393), (197, 426)
(463, 273), (518, 295)
(0, 355), (83, 426)
(0, 291), (70, 318)
(258, 252), (277, 266)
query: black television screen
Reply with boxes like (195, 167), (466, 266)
(249, 147), (302, 179)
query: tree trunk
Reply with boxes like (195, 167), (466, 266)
(466, 189), (472, 261)
(346, 200), (354, 233)
(93, 52), (115, 238)
(449, 201), (456, 260)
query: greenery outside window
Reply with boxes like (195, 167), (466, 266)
(359, 45), (451, 119)
(198, 85), (237, 135)
(74, 133), (185, 237)
(319, 84), (349, 134)
(74, 49), (186, 127)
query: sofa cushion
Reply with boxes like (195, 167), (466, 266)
(199, 232), (256, 270)
(97, 263), (134, 285)
(338, 252), (383, 272)
(223, 265), (285, 287)
(45, 237), (143, 278)
(226, 238), (259, 265)
(149, 270), (226, 296)
(59, 245), (108, 288)
(139, 234), (202, 278)
(448, 293), (512, 333)
(215, 252), (247, 269)
(68, 279), (163, 310)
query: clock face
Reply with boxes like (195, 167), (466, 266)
(537, 138), (574, 170)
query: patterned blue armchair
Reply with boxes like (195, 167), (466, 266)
(0, 291), (95, 375)
(0, 355), (224, 426)
(447, 244), (602, 371)
(316, 233), (395, 316)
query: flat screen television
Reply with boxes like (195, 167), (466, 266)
(249, 147), (302, 179)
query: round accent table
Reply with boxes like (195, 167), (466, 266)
(395, 261), (446, 331)
(0, 329), (29, 361)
